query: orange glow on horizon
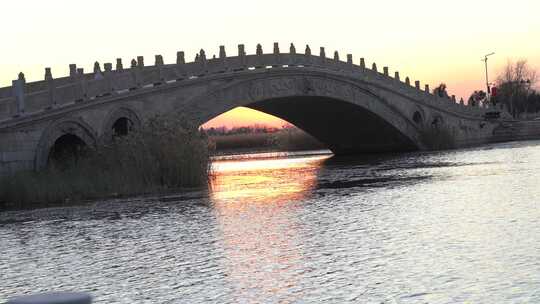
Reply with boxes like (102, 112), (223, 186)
(202, 107), (290, 129)
(2, 0), (540, 110)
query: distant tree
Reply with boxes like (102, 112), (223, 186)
(433, 83), (448, 98)
(496, 59), (538, 117)
(467, 90), (487, 107)
(527, 91), (540, 113)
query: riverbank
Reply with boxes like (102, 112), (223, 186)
(0, 115), (211, 210)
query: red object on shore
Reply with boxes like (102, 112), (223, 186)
(491, 87), (498, 97)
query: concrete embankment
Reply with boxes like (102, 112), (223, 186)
(491, 120), (540, 143)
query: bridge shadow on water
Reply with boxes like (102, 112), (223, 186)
(315, 153), (433, 191)
(206, 148), (471, 211)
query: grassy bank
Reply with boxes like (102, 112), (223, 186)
(209, 126), (326, 154)
(0, 115), (211, 209)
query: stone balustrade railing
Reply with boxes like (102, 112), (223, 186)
(0, 43), (487, 122)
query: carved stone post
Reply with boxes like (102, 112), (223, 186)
(334, 51), (339, 61)
(217, 46), (227, 72)
(303, 45), (312, 66)
(44, 68), (56, 108)
(199, 50), (206, 63)
(154, 55), (165, 84)
(134, 56), (144, 87)
(198, 49), (208, 74)
(395, 71), (400, 81)
(12, 73), (25, 116)
(273, 42), (280, 54)
(272, 43), (281, 67)
(76, 68), (87, 102)
(320, 47), (326, 58)
(93, 62), (103, 81)
(175, 52), (186, 80)
(290, 43), (296, 54)
(104, 63), (114, 94)
(116, 58), (123, 71)
(238, 44), (246, 68)
(360, 58), (366, 69)
(155, 55), (164, 66)
(130, 60), (140, 90)
(320, 47), (326, 65)
(415, 81), (420, 90)
(176, 51), (185, 64)
(44, 68), (52, 81)
(425, 84), (430, 93)
(238, 44), (246, 56)
(288, 43), (297, 66)
(460, 98), (465, 105)
(219, 46), (226, 59)
(94, 61), (108, 97)
(347, 54), (353, 65)
(383, 67), (389, 76)
(256, 44), (263, 56)
(69, 64), (77, 78)
(372, 63), (377, 72)
(137, 56), (144, 68)
(405, 77), (410, 85)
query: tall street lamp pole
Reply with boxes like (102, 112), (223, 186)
(482, 52), (495, 100)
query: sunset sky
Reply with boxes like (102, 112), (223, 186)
(2, 0), (539, 128)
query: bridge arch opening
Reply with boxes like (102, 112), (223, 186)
(188, 72), (427, 154)
(199, 94), (420, 155)
(102, 107), (142, 143)
(48, 134), (88, 168)
(35, 119), (98, 170)
(413, 111), (423, 125)
(112, 117), (133, 137)
(202, 106), (327, 152)
(246, 96), (419, 154)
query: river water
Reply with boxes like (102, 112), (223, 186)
(1, 141), (540, 303)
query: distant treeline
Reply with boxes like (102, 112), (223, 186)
(492, 60), (538, 118)
(204, 125), (326, 154)
(463, 59), (539, 119)
(205, 125), (281, 136)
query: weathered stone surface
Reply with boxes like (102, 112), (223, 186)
(0, 46), (530, 176)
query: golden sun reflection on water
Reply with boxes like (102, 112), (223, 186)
(210, 154), (331, 206)
(209, 153), (331, 302)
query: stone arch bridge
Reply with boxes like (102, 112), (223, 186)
(0, 42), (517, 176)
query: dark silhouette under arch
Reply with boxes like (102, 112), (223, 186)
(112, 117), (133, 137)
(48, 134), (87, 168)
(246, 96), (418, 154)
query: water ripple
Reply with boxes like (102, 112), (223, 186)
(2, 141), (540, 303)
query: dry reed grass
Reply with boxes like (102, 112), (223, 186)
(0, 114), (211, 209)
